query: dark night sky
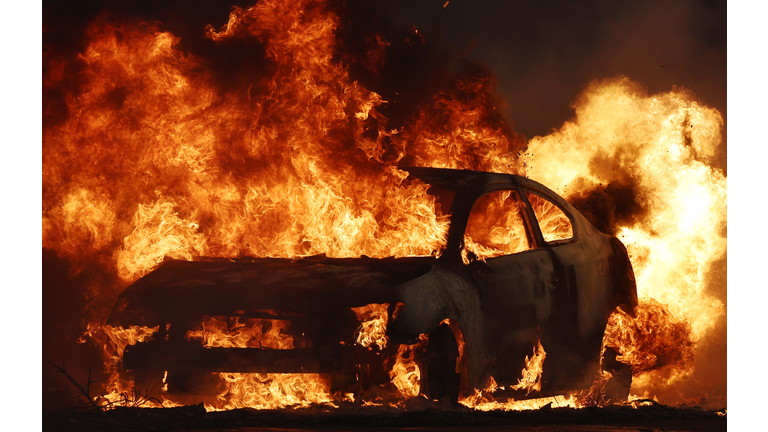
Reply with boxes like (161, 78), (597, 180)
(416, 1), (723, 125)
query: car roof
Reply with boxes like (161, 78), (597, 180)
(401, 166), (516, 190)
(401, 166), (594, 245)
(401, 167), (567, 205)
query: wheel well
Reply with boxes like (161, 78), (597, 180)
(609, 236), (638, 317)
(427, 319), (469, 399)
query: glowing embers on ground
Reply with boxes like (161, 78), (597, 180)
(464, 393), (579, 412)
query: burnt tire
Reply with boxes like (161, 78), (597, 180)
(424, 323), (461, 402)
(602, 346), (632, 403)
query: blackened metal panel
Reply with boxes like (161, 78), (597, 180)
(108, 256), (434, 327)
(472, 248), (558, 387)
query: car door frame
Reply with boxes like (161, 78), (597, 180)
(447, 177), (571, 389)
(519, 180), (610, 392)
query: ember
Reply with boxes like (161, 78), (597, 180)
(42, 0), (725, 414)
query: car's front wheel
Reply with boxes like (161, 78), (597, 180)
(601, 346), (632, 403)
(423, 322), (461, 402)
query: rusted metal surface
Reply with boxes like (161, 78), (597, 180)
(109, 168), (638, 400)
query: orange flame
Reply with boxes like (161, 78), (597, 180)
(43, 1), (452, 285)
(461, 393), (577, 412)
(509, 340), (547, 394)
(603, 301), (695, 391)
(459, 341), (553, 411)
(209, 373), (333, 411)
(524, 78), (726, 339)
(43, 1), (464, 408)
(186, 316), (295, 349)
(389, 342), (423, 399)
(526, 192), (573, 242)
(100, 325), (162, 407)
(116, 201), (208, 281)
(183, 316), (333, 410)
(463, 190), (530, 262)
(352, 303), (389, 350)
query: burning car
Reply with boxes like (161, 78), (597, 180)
(107, 167), (637, 404)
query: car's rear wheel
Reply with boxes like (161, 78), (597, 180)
(424, 323), (461, 402)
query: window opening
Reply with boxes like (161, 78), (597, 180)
(525, 192), (573, 242)
(463, 190), (532, 262)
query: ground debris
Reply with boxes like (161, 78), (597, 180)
(44, 400), (726, 432)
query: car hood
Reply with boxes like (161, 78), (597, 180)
(106, 255), (436, 328)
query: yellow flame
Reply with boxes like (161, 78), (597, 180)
(352, 303), (389, 350)
(509, 340), (547, 394)
(389, 343), (422, 398)
(208, 373), (333, 410)
(186, 316), (294, 349)
(461, 393), (577, 412)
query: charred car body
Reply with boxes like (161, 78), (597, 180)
(109, 167), (638, 402)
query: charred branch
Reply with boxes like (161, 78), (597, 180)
(47, 361), (102, 411)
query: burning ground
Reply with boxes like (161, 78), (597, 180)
(42, 0), (726, 414)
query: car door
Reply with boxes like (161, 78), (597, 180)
(462, 186), (561, 387)
(522, 187), (606, 391)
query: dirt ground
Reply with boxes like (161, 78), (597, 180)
(43, 400), (726, 432)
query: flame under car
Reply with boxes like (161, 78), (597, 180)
(108, 167), (637, 404)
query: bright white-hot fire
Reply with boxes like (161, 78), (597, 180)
(43, 0), (725, 410)
(523, 79), (726, 341)
(523, 78), (726, 393)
